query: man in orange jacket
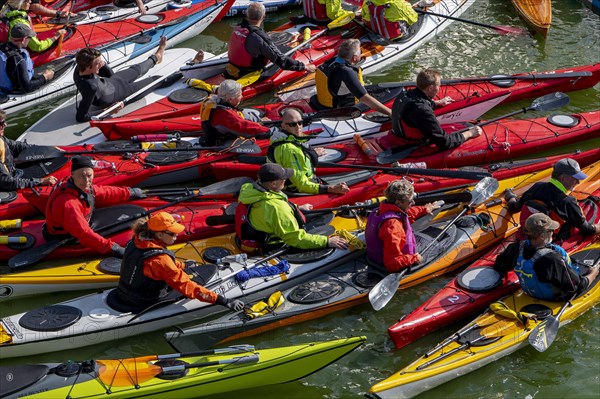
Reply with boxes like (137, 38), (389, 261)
(44, 156), (147, 257)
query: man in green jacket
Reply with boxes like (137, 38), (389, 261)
(237, 163), (349, 250)
(267, 108), (349, 195)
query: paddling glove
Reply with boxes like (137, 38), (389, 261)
(225, 298), (245, 312)
(129, 188), (147, 199)
(111, 243), (126, 258)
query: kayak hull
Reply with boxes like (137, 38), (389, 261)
(511, 0), (551, 37)
(0, 337), (365, 399)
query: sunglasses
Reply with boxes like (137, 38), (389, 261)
(0, 120), (6, 127)
(285, 121), (303, 127)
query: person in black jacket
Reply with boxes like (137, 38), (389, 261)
(225, 2), (315, 79)
(380, 68), (482, 151)
(505, 158), (600, 238)
(73, 36), (167, 122)
(0, 110), (58, 191)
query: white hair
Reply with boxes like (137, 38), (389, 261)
(217, 79), (242, 103)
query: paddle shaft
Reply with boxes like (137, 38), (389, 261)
(317, 162), (491, 180)
(416, 9), (520, 32)
(379, 71), (593, 89)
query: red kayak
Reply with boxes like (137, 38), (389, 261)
(12, 137), (262, 220)
(387, 168), (600, 350)
(90, 64), (600, 141)
(1, 152), (158, 222)
(209, 110), (600, 179)
(30, 1), (224, 67)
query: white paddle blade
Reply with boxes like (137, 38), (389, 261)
(471, 177), (499, 205)
(369, 273), (402, 311)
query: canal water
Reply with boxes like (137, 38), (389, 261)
(2, 0), (599, 398)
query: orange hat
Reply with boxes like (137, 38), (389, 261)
(148, 212), (185, 234)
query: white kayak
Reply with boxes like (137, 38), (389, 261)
(1, 0), (224, 116)
(17, 48), (198, 145)
(0, 225), (365, 359)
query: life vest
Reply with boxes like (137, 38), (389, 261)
(514, 241), (577, 301)
(517, 199), (564, 240)
(303, 0), (328, 23)
(365, 208), (416, 265)
(235, 197), (307, 254)
(44, 178), (95, 237)
(0, 43), (33, 93)
(199, 95), (245, 146)
(316, 57), (364, 108)
(391, 90), (429, 143)
(0, 136), (13, 176)
(366, 2), (405, 40)
(115, 242), (174, 307)
(226, 20), (269, 77)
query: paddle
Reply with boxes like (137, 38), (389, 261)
(368, 177), (499, 311)
(264, 106), (363, 126)
(415, 9), (529, 35)
(7, 179), (248, 270)
(316, 162), (491, 180)
(528, 261), (599, 352)
(416, 321), (522, 370)
(54, 0), (75, 58)
(100, 354), (259, 385)
(378, 71), (593, 90)
(376, 91), (571, 165)
(15, 138), (261, 164)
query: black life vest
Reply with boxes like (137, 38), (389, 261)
(391, 90), (430, 143)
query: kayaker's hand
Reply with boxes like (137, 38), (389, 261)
(129, 187), (147, 199)
(193, 50), (205, 64)
(42, 69), (54, 81)
(586, 264), (599, 285)
(112, 101), (125, 114)
(304, 64), (316, 73)
(327, 182), (350, 195)
(299, 204), (313, 211)
(111, 243), (126, 258)
(315, 147), (327, 156)
(328, 236), (349, 250)
(54, 29), (67, 40)
(424, 202), (440, 214)
(41, 176), (58, 186)
(465, 126), (482, 140)
(414, 253), (423, 264)
(225, 299), (245, 312)
(435, 96), (453, 107)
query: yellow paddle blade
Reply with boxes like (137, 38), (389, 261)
(98, 357), (160, 386)
(185, 78), (215, 93)
(237, 70), (262, 87)
(327, 13), (354, 30)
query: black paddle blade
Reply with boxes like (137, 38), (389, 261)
(198, 177), (253, 196)
(8, 238), (68, 269)
(15, 146), (64, 164)
(311, 106), (362, 121)
(529, 316), (560, 352)
(530, 92), (570, 112)
(376, 145), (421, 165)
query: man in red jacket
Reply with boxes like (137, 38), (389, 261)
(44, 156), (147, 257)
(200, 79), (271, 145)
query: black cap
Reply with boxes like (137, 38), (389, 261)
(258, 163), (294, 182)
(11, 24), (36, 39)
(71, 156), (94, 172)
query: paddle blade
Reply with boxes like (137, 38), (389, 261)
(226, 139), (262, 154)
(470, 177), (499, 205)
(198, 177), (253, 196)
(492, 25), (530, 36)
(369, 269), (408, 311)
(376, 145), (421, 165)
(528, 316), (559, 352)
(16, 146), (64, 164)
(8, 239), (66, 269)
(311, 106), (362, 121)
(530, 92), (570, 112)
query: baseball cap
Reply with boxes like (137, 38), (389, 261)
(11, 24), (36, 39)
(148, 212), (185, 234)
(71, 156), (94, 172)
(258, 163), (294, 182)
(554, 158), (588, 180)
(524, 213), (560, 236)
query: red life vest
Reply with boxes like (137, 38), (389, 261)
(228, 25), (255, 69)
(45, 179), (95, 236)
(517, 200), (564, 240)
(303, 0), (328, 23)
(391, 90), (427, 143)
(367, 2), (404, 40)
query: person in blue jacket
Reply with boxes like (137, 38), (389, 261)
(494, 213), (598, 301)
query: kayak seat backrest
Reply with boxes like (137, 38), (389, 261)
(0, 364), (49, 398)
(570, 247), (600, 298)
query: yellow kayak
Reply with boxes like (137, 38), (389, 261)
(369, 243), (600, 399)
